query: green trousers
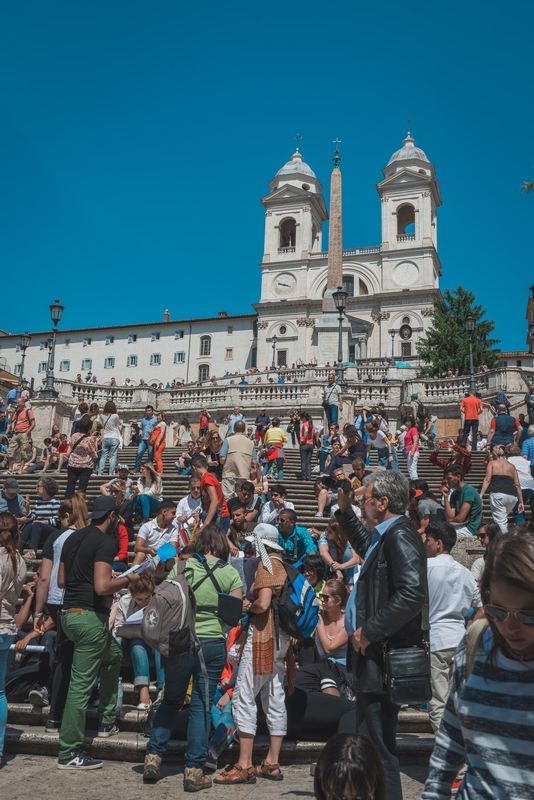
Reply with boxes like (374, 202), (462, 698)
(58, 609), (122, 760)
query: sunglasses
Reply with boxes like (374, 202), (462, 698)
(484, 604), (534, 626)
(319, 594), (332, 602)
(477, 533), (488, 540)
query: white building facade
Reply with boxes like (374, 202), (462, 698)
(0, 134), (443, 387)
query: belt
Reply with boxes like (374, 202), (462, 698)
(61, 608), (86, 615)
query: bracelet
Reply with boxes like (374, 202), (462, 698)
(34, 612), (44, 617)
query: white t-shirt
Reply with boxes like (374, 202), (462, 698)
(175, 493), (202, 530)
(427, 553), (482, 652)
(369, 430), (388, 449)
(100, 414), (122, 442)
(137, 519), (178, 550)
(507, 456), (534, 490)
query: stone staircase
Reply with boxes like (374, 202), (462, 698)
(6, 445), (505, 763)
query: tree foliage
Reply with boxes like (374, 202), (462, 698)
(520, 182), (534, 194)
(416, 286), (501, 377)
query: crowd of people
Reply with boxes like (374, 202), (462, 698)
(0, 376), (533, 799)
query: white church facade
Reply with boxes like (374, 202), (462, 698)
(0, 134), (443, 388)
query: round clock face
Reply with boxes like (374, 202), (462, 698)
(393, 261), (419, 287)
(273, 272), (297, 297)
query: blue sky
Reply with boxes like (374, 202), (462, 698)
(1, 0), (532, 350)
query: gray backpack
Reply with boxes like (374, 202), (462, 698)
(141, 560), (198, 658)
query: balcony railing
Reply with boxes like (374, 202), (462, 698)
(396, 234), (416, 242)
(278, 247), (296, 255)
(309, 245), (381, 260)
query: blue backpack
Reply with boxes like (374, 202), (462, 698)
(273, 559), (320, 642)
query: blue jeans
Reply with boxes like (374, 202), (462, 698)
(174, 462), (192, 476)
(514, 488), (534, 524)
(20, 521), (56, 552)
(134, 439), (154, 472)
(133, 494), (161, 517)
(390, 448), (400, 471)
(326, 404), (339, 425)
(376, 446), (392, 469)
(98, 438), (121, 475)
(147, 638), (226, 767)
(319, 449), (331, 473)
(209, 684), (235, 757)
(262, 458), (283, 480)
(0, 634), (16, 757)
(120, 638), (164, 690)
(462, 419), (479, 452)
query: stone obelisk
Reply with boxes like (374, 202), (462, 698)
(316, 140), (348, 365)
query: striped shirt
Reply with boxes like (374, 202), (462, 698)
(422, 627), (534, 799)
(28, 497), (61, 527)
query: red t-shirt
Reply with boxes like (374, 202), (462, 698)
(199, 413), (209, 428)
(460, 396), (483, 421)
(200, 472), (229, 518)
(13, 407), (35, 433)
(116, 524), (129, 563)
(404, 427), (419, 452)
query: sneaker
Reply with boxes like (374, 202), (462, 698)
(29, 687), (50, 707)
(143, 753), (162, 783)
(184, 766), (212, 792)
(137, 702), (151, 711)
(57, 750), (103, 770)
(45, 719), (62, 733)
(22, 549), (36, 562)
(97, 723), (119, 738)
(204, 749), (218, 773)
(314, 512), (323, 518)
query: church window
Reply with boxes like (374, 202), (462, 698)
(279, 218), (296, 249)
(358, 279), (369, 296)
(402, 316), (411, 325)
(198, 364), (210, 381)
(348, 344), (356, 362)
(277, 350), (287, 367)
(401, 342), (412, 358)
(225, 348), (233, 360)
(302, 183), (310, 191)
(200, 336), (211, 356)
(397, 204), (415, 236)
(342, 276), (354, 297)
(279, 325), (287, 335)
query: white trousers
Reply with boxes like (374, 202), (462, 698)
(406, 450), (419, 480)
(455, 526), (473, 537)
(489, 492), (517, 533)
(232, 625), (290, 737)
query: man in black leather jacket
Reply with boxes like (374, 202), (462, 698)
(336, 470), (427, 800)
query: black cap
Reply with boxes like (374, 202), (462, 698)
(88, 495), (118, 520)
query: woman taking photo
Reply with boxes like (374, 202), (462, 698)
(152, 412), (167, 475)
(479, 445), (523, 533)
(133, 462), (163, 522)
(364, 419), (395, 469)
(422, 526), (534, 800)
(64, 416), (98, 499)
(318, 520), (361, 585)
(0, 512), (27, 764)
(299, 412), (316, 482)
(97, 400), (123, 476)
(199, 408), (211, 440)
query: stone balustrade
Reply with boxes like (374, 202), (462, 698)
(309, 245), (381, 260)
(401, 367), (531, 406)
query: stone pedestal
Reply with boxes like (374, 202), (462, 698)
(30, 398), (72, 447)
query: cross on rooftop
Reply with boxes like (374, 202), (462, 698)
(294, 133), (302, 151)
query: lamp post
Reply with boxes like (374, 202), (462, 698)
(39, 300), (64, 399)
(271, 334), (278, 370)
(390, 330), (396, 363)
(465, 314), (476, 393)
(16, 333), (31, 398)
(332, 286), (348, 389)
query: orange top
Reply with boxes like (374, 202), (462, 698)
(460, 396), (483, 421)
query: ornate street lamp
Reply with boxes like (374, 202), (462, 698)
(465, 314), (476, 393)
(332, 286), (348, 389)
(271, 334), (278, 370)
(16, 332), (31, 397)
(39, 300), (64, 399)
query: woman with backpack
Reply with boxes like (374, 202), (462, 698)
(0, 512), (27, 766)
(64, 416), (98, 499)
(422, 526), (534, 800)
(215, 523), (293, 785)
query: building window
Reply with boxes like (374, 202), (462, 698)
(517, 360), (522, 367)
(128, 334), (137, 344)
(200, 336), (211, 356)
(279, 218), (296, 248)
(83, 337), (92, 347)
(342, 276), (354, 297)
(198, 364), (210, 381)
(81, 358), (92, 370)
(358, 279), (369, 296)
(175, 330), (185, 339)
(279, 325), (287, 335)
(151, 332), (160, 342)
(174, 352), (185, 363)
(402, 316), (411, 325)
(227, 325), (234, 335)
(64, 338), (70, 348)
(14, 364), (22, 375)
(150, 353), (161, 366)
(59, 360), (70, 372)
(225, 348), (233, 360)
(38, 362), (48, 373)
(39, 341), (48, 350)
(401, 342), (412, 358)
(127, 355), (138, 367)
(104, 357), (115, 369)
(277, 350), (287, 367)
(348, 344), (356, 362)
(105, 336), (114, 345)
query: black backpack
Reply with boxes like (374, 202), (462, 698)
(5, 659), (51, 703)
(417, 401), (429, 420)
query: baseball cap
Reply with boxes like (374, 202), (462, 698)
(245, 523), (284, 552)
(4, 477), (21, 493)
(118, 464), (129, 472)
(88, 495), (118, 520)
(411, 393), (419, 399)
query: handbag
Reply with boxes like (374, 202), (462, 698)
(378, 547), (431, 706)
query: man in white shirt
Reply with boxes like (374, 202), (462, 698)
(425, 520), (484, 733)
(261, 484), (295, 524)
(226, 406), (245, 436)
(174, 478), (202, 548)
(132, 500), (178, 570)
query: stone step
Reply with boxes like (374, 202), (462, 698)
(3, 723), (435, 763)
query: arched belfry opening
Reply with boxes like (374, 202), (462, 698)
(280, 218), (296, 248)
(397, 204), (415, 235)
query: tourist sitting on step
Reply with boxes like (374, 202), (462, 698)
(19, 476), (61, 562)
(317, 521), (360, 585)
(174, 440), (198, 476)
(132, 462), (163, 521)
(326, 425), (367, 477)
(111, 571), (164, 711)
(277, 508), (317, 562)
(174, 477), (202, 549)
(227, 481), (263, 524)
(132, 500), (178, 572)
(260, 483), (295, 525)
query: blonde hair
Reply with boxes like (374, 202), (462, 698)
(324, 579), (349, 610)
(140, 461), (161, 489)
(109, 479), (126, 494)
(492, 445), (505, 458)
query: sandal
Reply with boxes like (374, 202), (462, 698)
(214, 764), (256, 785)
(255, 760), (284, 781)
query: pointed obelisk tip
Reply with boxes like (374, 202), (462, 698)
(332, 138), (341, 168)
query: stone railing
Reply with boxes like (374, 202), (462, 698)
(401, 367), (531, 405)
(309, 245), (381, 260)
(397, 234), (415, 242)
(277, 247), (295, 255)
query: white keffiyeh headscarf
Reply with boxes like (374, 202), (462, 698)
(247, 523), (283, 575)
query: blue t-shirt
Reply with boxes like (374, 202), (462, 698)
(277, 524), (316, 560)
(140, 416), (158, 441)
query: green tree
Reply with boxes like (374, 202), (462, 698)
(416, 286), (500, 377)
(521, 182), (534, 193)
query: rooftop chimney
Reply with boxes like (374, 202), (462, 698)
(164, 309), (170, 322)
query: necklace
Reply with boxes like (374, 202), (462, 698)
(502, 647), (534, 671)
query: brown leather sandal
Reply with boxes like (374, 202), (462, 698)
(214, 764), (257, 784)
(255, 760), (284, 781)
